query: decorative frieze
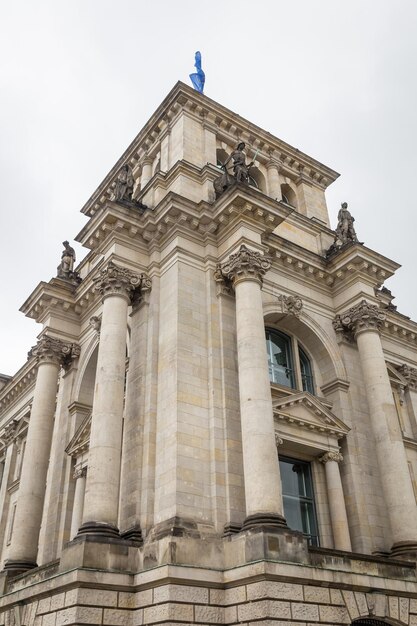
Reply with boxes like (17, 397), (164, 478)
(28, 336), (80, 369)
(278, 294), (303, 317)
(333, 300), (386, 340)
(215, 245), (271, 288)
(319, 451), (344, 464)
(93, 262), (151, 303)
(274, 433), (283, 447)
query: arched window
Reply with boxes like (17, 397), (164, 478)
(265, 328), (315, 394)
(281, 183), (297, 208)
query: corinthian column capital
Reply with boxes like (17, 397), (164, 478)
(28, 336), (80, 368)
(93, 262), (151, 303)
(319, 451), (343, 464)
(333, 299), (385, 339)
(216, 245), (271, 287)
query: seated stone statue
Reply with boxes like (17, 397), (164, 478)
(213, 142), (254, 199)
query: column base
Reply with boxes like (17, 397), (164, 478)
(149, 516), (201, 540)
(120, 524), (143, 544)
(242, 512), (287, 531)
(77, 521), (120, 539)
(3, 559), (37, 575)
(223, 522), (242, 537)
(390, 541), (417, 560)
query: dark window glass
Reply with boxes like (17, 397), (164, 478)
(265, 329), (295, 389)
(299, 346), (314, 394)
(279, 456), (319, 546)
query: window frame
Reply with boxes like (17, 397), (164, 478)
(265, 327), (315, 395)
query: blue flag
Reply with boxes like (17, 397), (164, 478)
(189, 51), (205, 94)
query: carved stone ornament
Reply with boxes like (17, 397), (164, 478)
(333, 300), (386, 340)
(73, 466), (87, 480)
(57, 241), (82, 284)
(28, 336), (81, 369)
(112, 164), (148, 211)
(326, 202), (360, 257)
(216, 245), (271, 287)
(275, 433), (283, 447)
(279, 294), (303, 318)
(396, 364), (417, 390)
(93, 262), (151, 303)
(2, 422), (17, 446)
(319, 451), (343, 464)
(89, 316), (101, 336)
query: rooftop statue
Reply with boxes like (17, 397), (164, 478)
(57, 241), (82, 284)
(335, 202), (358, 244)
(189, 51), (205, 94)
(113, 164), (135, 203)
(326, 202), (359, 257)
(213, 142), (255, 199)
(112, 163), (148, 211)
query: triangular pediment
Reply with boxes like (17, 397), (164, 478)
(272, 392), (349, 437)
(387, 363), (409, 387)
(65, 413), (91, 457)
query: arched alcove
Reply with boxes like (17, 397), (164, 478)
(281, 182), (298, 208)
(77, 345), (99, 407)
(249, 166), (267, 192)
(216, 148), (228, 168)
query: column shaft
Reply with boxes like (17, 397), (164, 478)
(321, 454), (351, 551)
(80, 294), (128, 535)
(70, 469), (87, 539)
(266, 162), (282, 201)
(356, 329), (417, 553)
(6, 361), (60, 569)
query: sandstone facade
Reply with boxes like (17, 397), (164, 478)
(0, 82), (417, 625)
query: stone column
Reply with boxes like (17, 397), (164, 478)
(266, 160), (282, 201)
(70, 467), (87, 539)
(78, 262), (150, 538)
(319, 451), (352, 551)
(4, 337), (79, 573)
(335, 300), (417, 557)
(141, 156), (153, 188)
(216, 245), (286, 529)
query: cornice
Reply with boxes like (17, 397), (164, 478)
(19, 277), (80, 324)
(76, 185), (291, 255)
(80, 81), (340, 218)
(326, 243), (400, 291)
(0, 360), (37, 416)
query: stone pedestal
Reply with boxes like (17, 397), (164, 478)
(217, 245), (286, 530)
(4, 337), (79, 574)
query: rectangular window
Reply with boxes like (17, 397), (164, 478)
(279, 456), (319, 546)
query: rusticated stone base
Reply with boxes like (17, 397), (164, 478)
(241, 511), (287, 530)
(76, 521), (120, 538)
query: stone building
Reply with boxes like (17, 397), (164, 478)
(0, 81), (417, 625)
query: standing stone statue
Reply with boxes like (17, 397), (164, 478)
(58, 241), (75, 276)
(113, 164), (135, 202)
(326, 202), (359, 257)
(213, 142), (254, 199)
(224, 142), (253, 184)
(335, 202), (358, 244)
(57, 241), (81, 283)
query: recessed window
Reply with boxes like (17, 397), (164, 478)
(279, 456), (319, 546)
(265, 328), (315, 394)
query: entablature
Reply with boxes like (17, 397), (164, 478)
(0, 360), (37, 417)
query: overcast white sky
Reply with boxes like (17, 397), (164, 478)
(1, 0), (416, 375)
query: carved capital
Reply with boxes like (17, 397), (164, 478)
(28, 336), (80, 368)
(279, 294), (303, 318)
(93, 262), (150, 303)
(319, 451), (343, 464)
(216, 245), (271, 287)
(73, 466), (87, 480)
(334, 300), (385, 340)
(396, 364), (417, 390)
